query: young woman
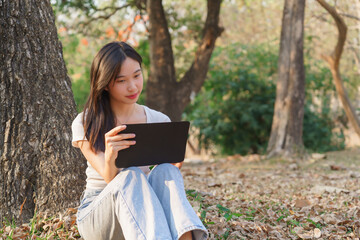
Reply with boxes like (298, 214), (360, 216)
(71, 42), (208, 240)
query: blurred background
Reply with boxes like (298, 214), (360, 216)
(52, 0), (360, 156)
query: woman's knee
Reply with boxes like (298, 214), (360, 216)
(125, 166), (144, 173)
(152, 163), (178, 174)
(118, 166), (145, 178)
(109, 166), (146, 189)
(148, 163), (181, 183)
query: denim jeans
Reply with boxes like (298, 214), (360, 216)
(76, 163), (208, 240)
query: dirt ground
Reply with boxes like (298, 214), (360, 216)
(2, 149), (360, 239)
(182, 148), (360, 239)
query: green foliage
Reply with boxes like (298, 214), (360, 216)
(60, 33), (92, 112)
(184, 43), (345, 155)
(184, 44), (277, 155)
(216, 204), (243, 221)
(303, 104), (345, 152)
(52, 0), (97, 13)
(136, 40), (151, 71)
(52, 0), (129, 18)
(134, 40), (150, 106)
(303, 47), (345, 152)
(71, 77), (90, 112)
(163, 0), (206, 80)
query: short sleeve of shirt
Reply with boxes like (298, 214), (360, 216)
(143, 105), (171, 123)
(162, 114), (171, 123)
(71, 112), (87, 148)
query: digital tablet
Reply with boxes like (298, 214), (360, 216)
(115, 121), (190, 168)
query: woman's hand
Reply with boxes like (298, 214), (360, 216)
(171, 162), (183, 169)
(78, 125), (136, 184)
(104, 125), (136, 165)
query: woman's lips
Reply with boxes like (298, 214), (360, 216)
(126, 93), (138, 99)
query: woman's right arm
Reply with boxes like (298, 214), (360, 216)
(78, 125), (136, 183)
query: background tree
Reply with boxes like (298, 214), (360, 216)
(53, 0), (358, 154)
(267, 0), (306, 158)
(316, 0), (360, 139)
(53, 0), (223, 121)
(0, 0), (86, 222)
(146, 0), (223, 121)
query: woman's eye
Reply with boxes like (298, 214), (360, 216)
(134, 74), (140, 78)
(116, 79), (125, 83)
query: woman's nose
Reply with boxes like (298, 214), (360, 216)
(127, 81), (136, 91)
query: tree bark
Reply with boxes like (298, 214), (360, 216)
(0, 0), (86, 223)
(146, 0), (223, 121)
(316, 0), (360, 139)
(267, 0), (306, 159)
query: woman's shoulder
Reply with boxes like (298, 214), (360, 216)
(72, 111), (85, 125)
(142, 105), (171, 123)
(71, 111), (87, 146)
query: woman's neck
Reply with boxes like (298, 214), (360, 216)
(111, 103), (137, 124)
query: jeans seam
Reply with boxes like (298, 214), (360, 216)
(77, 190), (103, 222)
(117, 172), (148, 240)
(77, 172), (126, 222)
(77, 193), (109, 223)
(77, 169), (143, 219)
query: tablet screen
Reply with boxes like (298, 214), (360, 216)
(115, 121), (190, 168)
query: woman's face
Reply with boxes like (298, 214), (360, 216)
(106, 57), (143, 105)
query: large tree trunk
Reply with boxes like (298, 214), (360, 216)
(267, 0), (306, 159)
(0, 0), (86, 223)
(316, 0), (360, 139)
(146, 0), (223, 121)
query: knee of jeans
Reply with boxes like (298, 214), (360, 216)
(114, 166), (146, 183)
(150, 163), (179, 179)
(126, 166), (142, 172)
(113, 166), (147, 190)
(155, 163), (176, 173)
(124, 166), (146, 177)
(148, 163), (182, 187)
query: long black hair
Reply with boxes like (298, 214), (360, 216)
(82, 42), (142, 152)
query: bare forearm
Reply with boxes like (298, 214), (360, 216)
(103, 160), (119, 183)
(80, 143), (114, 183)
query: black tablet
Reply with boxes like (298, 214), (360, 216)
(115, 121), (190, 168)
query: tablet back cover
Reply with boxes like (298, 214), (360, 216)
(115, 121), (190, 168)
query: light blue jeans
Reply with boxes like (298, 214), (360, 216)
(76, 163), (208, 240)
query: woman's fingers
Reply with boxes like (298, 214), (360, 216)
(106, 142), (134, 161)
(106, 140), (136, 153)
(105, 125), (135, 146)
(108, 140), (136, 147)
(105, 134), (136, 147)
(110, 133), (136, 141)
(105, 125), (127, 137)
(104, 126), (136, 164)
(105, 144), (131, 163)
(113, 144), (132, 151)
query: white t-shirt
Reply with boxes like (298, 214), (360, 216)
(71, 105), (171, 190)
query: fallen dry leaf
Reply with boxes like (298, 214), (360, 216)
(314, 228), (321, 238)
(295, 199), (311, 208)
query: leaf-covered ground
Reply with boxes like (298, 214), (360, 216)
(1, 149), (360, 239)
(183, 149), (360, 239)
